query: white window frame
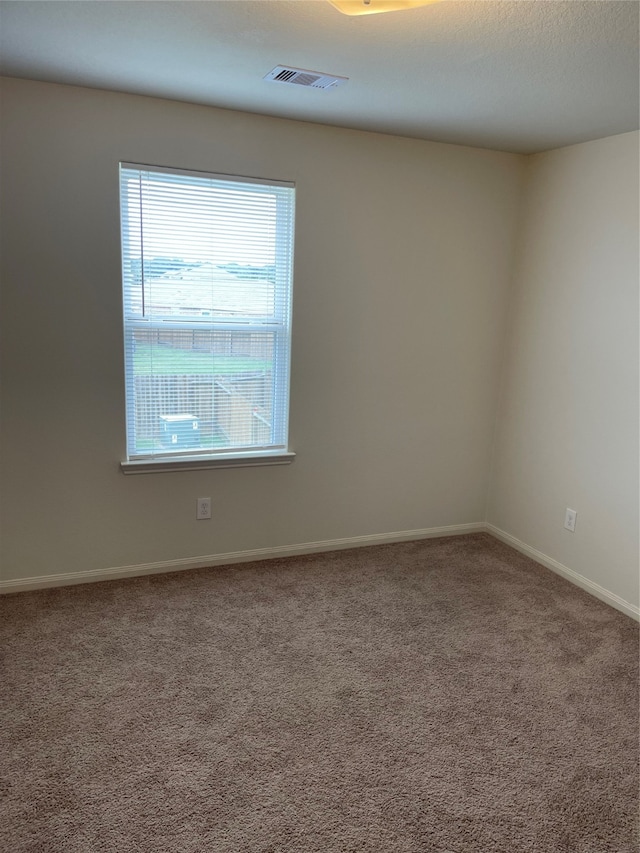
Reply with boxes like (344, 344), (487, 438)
(119, 163), (296, 474)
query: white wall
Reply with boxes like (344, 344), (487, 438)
(0, 78), (523, 583)
(487, 132), (640, 610)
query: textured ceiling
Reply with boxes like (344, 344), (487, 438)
(0, 0), (638, 153)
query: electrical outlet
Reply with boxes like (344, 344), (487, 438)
(196, 497), (211, 520)
(564, 508), (577, 532)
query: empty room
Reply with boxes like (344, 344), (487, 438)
(0, 1), (638, 851)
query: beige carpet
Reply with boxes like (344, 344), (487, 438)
(1, 533), (638, 852)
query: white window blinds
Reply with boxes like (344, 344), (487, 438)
(120, 164), (295, 462)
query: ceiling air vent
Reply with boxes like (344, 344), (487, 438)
(264, 66), (348, 90)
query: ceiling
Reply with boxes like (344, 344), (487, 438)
(0, 0), (638, 154)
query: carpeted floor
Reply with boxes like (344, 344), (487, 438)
(1, 533), (638, 852)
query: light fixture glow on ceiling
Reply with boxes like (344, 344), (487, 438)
(328, 0), (442, 16)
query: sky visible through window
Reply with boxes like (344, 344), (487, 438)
(125, 175), (278, 268)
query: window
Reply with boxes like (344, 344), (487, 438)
(119, 163), (295, 472)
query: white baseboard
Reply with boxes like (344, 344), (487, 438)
(5, 523), (637, 621)
(0, 522), (484, 594)
(486, 524), (640, 622)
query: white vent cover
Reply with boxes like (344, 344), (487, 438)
(264, 66), (348, 90)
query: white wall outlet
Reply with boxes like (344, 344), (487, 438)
(196, 497), (211, 520)
(564, 508), (577, 532)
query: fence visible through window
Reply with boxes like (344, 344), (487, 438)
(131, 329), (274, 451)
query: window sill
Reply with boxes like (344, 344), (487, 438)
(120, 450), (296, 475)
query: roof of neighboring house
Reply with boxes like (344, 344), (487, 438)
(138, 263), (275, 318)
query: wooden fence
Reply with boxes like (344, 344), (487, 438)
(134, 373), (271, 447)
(134, 328), (272, 358)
